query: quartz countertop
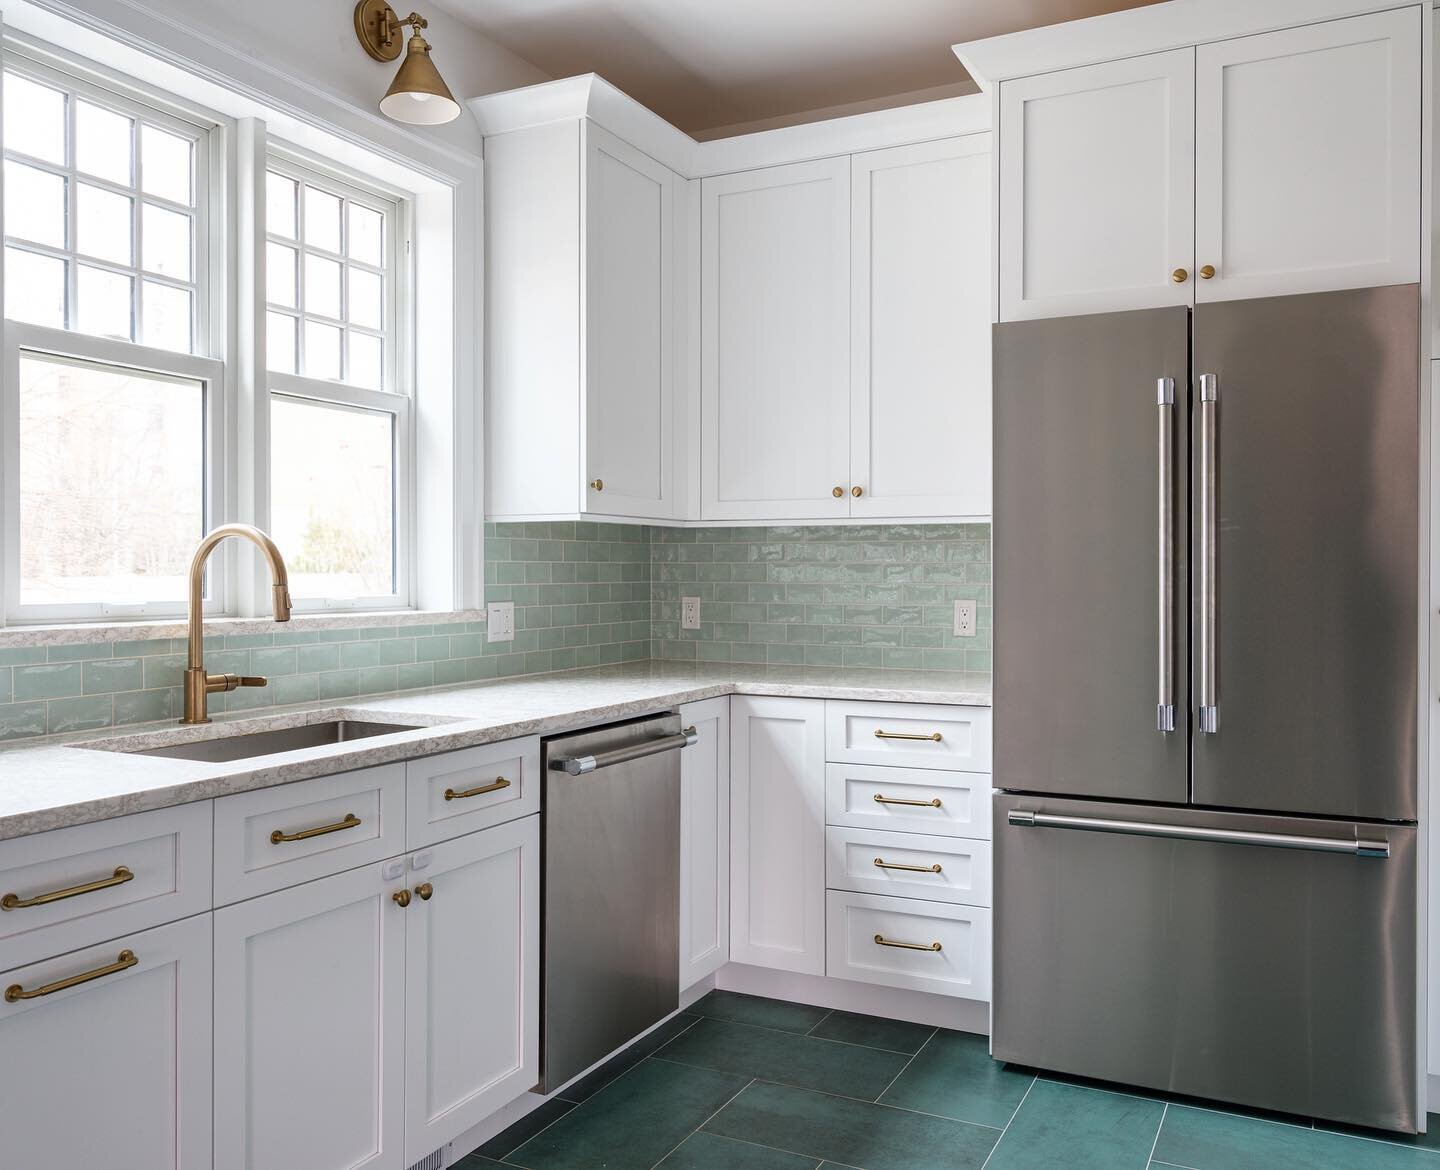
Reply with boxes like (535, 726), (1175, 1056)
(0, 662), (990, 840)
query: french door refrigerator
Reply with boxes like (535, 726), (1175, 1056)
(991, 284), (1420, 1132)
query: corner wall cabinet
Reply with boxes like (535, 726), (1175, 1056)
(998, 7), (1421, 320)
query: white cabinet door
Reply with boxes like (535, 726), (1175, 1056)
(0, 914), (212, 1170)
(584, 122), (676, 519)
(214, 863), (405, 1170)
(679, 696), (730, 989)
(404, 815), (540, 1163)
(850, 135), (992, 519)
(729, 696), (826, 975)
(1195, 8), (1420, 302)
(999, 49), (1195, 321)
(702, 158), (851, 520)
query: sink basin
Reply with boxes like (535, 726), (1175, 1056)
(123, 719), (424, 763)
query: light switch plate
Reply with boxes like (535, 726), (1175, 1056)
(954, 599), (977, 638)
(487, 600), (515, 643)
(681, 597), (702, 630)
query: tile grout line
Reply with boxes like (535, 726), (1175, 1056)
(979, 1073), (1038, 1170)
(1143, 1103), (1168, 1168)
(802, 1008), (834, 1036)
(645, 1075), (757, 1170)
(871, 1027), (938, 1105)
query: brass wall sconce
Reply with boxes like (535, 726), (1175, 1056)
(354, 1), (461, 125)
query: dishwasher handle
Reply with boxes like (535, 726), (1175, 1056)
(551, 726), (698, 775)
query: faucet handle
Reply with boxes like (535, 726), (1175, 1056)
(209, 673), (269, 693)
(236, 676), (268, 689)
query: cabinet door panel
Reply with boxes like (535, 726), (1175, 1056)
(702, 158), (851, 519)
(1194, 8), (1420, 302)
(214, 865), (404, 1170)
(851, 135), (992, 518)
(999, 49), (1195, 320)
(584, 122), (675, 518)
(680, 696), (730, 989)
(729, 696), (826, 974)
(405, 815), (540, 1163)
(0, 915), (212, 1170)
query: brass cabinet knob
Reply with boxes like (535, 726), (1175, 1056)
(832, 486), (844, 498)
(392, 889), (412, 908)
(1199, 264), (1216, 280)
(851, 486), (863, 498)
(415, 882), (434, 901)
(589, 478), (604, 491)
(1171, 268), (1188, 283)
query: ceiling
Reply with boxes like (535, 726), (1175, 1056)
(434, 0), (1166, 137)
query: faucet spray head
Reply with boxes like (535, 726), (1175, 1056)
(272, 583), (293, 622)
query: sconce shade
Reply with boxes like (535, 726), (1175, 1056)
(380, 28), (460, 125)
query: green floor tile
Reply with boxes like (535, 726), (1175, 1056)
(656, 1017), (909, 1100)
(984, 1079), (1163, 1170)
(471, 1099), (575, 1160)
(656, 1131), (820, 1169)
(554, 1011), (701, 1103)
(1154, 1104), (1440, 1169)
(687, 990), (829, 1035)
(505, 1058), (750, 1170)
(703, 1080), (999, 1170)
(807, 1010), (935, 1055)
(878, 1029), (1034, 1128)
(1317, 1113), (1440, 1153)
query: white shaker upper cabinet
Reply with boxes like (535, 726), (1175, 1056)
(702, 158), (852, 520)
(850, 135), (991, 518)
(583, 123), (676, 518)
(1194, 8), (1421, 303)
(999, 49), (1195, 321)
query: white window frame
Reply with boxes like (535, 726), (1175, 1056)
(0, 42), (227, 623)
(262, 145), (415, 612)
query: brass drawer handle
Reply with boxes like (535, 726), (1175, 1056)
(444, 777), (510, 801)
(2, 865), (134, 911)
(873, 794), (942, 808)
(874, 729), (943, 742)
(270, 812), (361, 844)
(874, 934), (942, 953)
(874, 857), (942, 874)
(6, 949), (138, 1001)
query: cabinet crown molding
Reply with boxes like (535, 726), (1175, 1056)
(953, 0), (1421, 89)
(469, 73), (988, 178)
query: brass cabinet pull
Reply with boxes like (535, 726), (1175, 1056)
(874, 857), (942, 874)
(874, 934), (942, 953)
(589, 478), (604, 491)
(444, 777), (510, 802)
(874, 729), (942, 742)
(873, 793), (942, 808)
(1199, 264), (1216, 279)
(415, 882), (434, 901)
(5, 949), (138, 1001)
(851, 486), (863, 498)
(1, 865), (134, 911)
(1171, 267), (1189, 283)
(270, 812), (361, 844)
(393, 889), (412, 908)
(832, 486), (844, 498)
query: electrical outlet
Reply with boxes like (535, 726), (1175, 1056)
(954, 599), (977, 638)
(487, 600), (515, 643)
(681, 597), (702, 630)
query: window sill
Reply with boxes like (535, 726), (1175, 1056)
(0, 608), (488, 650)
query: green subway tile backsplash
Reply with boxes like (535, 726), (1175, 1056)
(0, 520), (989, 742)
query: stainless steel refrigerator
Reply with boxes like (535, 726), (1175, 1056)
(991, 284), (1421, 1132)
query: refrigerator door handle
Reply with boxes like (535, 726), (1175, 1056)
(1007, 809), (1389, 858)
(1156, 377), (1175, 733)
(1198, 373), (1219, 733)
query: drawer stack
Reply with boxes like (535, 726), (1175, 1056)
(822, 701), (992, 1001)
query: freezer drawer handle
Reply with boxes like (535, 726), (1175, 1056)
(552, 726), (698, 776)
(874, 933), (942, 953)
(873, 794), (942, 808)
(1007, 810), (1389, 859)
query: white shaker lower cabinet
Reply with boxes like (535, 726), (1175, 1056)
(0, 914), (213, 1170)
(214, 862), (405, 1170)
(729, 696), (827, 975)
(826, 890), (991, 1001)
(403, 814), (540, 1165)
(680, 696), (730, 989)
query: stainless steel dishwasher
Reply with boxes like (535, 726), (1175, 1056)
(539, 713), (696, 1092)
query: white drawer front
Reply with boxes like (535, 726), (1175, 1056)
(826, 763), (990, 839)
(825, 701), (991, 772)
(0, 802), (211, 971)
(406, 737), (540, 849)
(214, 764), (405, 904)
(825, 889), (990, 1001)
(826, 827), (991, 908)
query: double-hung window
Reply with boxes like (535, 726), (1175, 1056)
(264, 154), (411, 610)
(1, 54), (222, 621)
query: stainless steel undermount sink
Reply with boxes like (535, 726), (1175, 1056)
(116, 719), (424, 763)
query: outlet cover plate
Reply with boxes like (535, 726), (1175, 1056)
(681, 597), (702, 630)
(487, 600), (515, 643)
(954, 599), (977, 638)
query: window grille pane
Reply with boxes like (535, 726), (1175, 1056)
(140, 124), (192, 206)
(303, 319), (341, 381)
(266, 311), (297, 373)
(304, 185), (342, 253)
(348, 204), (383, 266)
(4, 160), (66, 248)
(265, 171), (297, 238)
(4, 248), (65, 327)
(266, 241), (297, 307)
(4, 73), (66, 164)
(76, 183), (133, 266)
(347, 332), (382, 391)
(141, 203), (192, 280)
(75, 100), (133, 186)
(76, 264), (133, 341)
(304, 252), (341, 319)
(142, 280), (192, 353)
